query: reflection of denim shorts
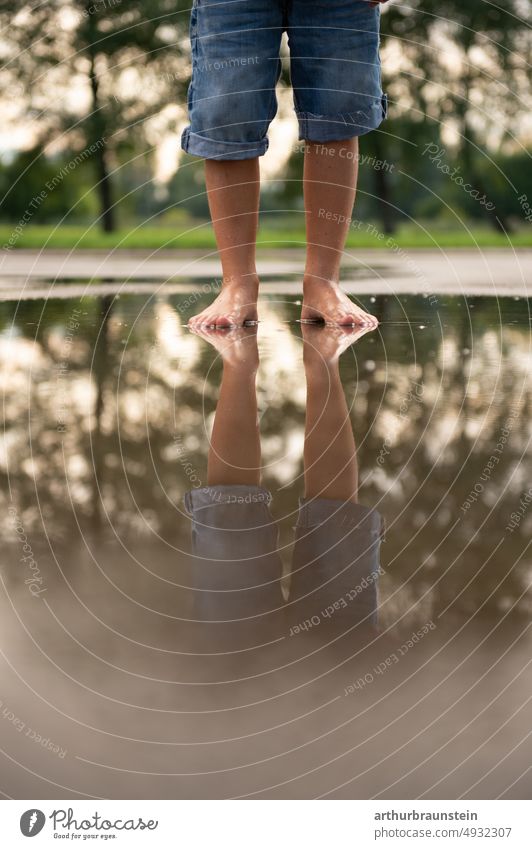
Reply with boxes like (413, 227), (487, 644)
(184, 485), (283, 621)
(184, 485), (384, 627)
(291, 497), (384, 628)
(181, 0), (387, 160)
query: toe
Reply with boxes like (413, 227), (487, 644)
(196, 312), (215, 327)
(214, 315), (234, 328)
(346, 310), (377, 327)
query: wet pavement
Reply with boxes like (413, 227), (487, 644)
(1, 248), (531, 297)
(0, 284), (531, 799)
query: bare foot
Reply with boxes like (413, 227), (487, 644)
(302, 277), (378, 327)
(188, 275), (259, 329)
(189, 324), (259, 370)
(302, 322), (376, 366)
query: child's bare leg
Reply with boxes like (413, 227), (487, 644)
(190, 327), (260, 486)
(302, 138), (377, 327)
(189, 158), (260, 329)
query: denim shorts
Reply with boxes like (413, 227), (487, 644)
(184, 485), (384, 628)
(181, 0), (387, 160)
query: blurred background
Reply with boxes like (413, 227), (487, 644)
(0, 0), (531, 249)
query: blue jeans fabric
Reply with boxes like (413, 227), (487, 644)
(185, 486), (384, 628)
(181, 0), (387, 160)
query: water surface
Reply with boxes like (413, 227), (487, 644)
(0, 286), (530, 799)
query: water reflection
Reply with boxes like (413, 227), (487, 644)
(0, 290), (530, 799)
(185, 325), (383, 646)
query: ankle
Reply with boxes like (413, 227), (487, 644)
(303, 272), (340, 289)
(221, 272), (259, 291)
(303, 351), (337, 372)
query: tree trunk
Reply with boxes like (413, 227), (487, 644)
(94, 142), (115, 233)
(87, 30), (115, 233)
(90, 294), (114, 528)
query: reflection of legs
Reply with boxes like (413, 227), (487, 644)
(201, 327), (261, 487)
(302, 325), (362, 502)
(290, 324), (382, 630)
(302, 141), (377, 327)
(189, 160), (260, 329)
(185, 327), (282, 628)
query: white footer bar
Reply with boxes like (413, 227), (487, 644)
(0, 800), (528, 848)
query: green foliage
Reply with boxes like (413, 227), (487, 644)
(0, 1), (530, 235)
(0, 146), (98, 223)
(1, 0), (193, 230)
(379, 1), (531, 231)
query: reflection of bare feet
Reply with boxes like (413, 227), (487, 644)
(190, 324), (259, 370)
(302, 276), (378, 327)
(302, 322), (376, 365)
(188, 275), (259, 329)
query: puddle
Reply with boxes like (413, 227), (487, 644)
(0, 288), (530, 799)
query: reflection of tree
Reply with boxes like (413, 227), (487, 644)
(89, 295), (115, 530)
(1, 295), (529, 624)
(357, 298), (531, 626)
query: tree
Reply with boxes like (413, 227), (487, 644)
(0, 0), (192, 231)
(379, 0), (532, 232)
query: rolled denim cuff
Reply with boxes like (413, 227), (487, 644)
(185, 483), (272, 520)
(296, 497), (384, 537)
(181, 127), (269, 160)
(297, 94), (388, 142)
